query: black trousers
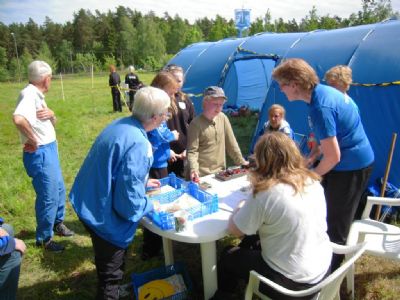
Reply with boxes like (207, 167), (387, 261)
(83, 222), (126, 300)
(111, 90), (121, 112)
(322, 164), (373, 271)
(128, 91), (135, 112)
(215, 245), (324, 300)
(168, 159), (185, 179)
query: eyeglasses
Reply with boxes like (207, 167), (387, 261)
(158, 112), (172, 119)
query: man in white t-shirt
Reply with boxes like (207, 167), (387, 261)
(13, 61), (74, 252)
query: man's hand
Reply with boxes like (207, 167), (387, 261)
(147, 178), (161, 189)
(191, 171), (200, 183)
(23, 138), (38, 153)
(14, 238), (26, 254)
(241, 160), (249, 167)
(36, 107), (55, 121)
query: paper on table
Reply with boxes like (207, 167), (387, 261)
(202, 175), (251, 212)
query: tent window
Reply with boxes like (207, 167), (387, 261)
(224, 58), (275, 110)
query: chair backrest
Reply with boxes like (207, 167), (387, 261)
(245, 242), (367, 300)
(361, 196), (400, 220)
(292, 132), (309, 155)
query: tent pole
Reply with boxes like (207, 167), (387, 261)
(374, 133), (397, 220)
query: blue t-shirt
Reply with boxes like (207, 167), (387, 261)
(69, 117), (154, 248)
(308, 84), (374, 171)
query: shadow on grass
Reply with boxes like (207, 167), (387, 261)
(354, 269), (400, 300)
(17, 268), (98, 300)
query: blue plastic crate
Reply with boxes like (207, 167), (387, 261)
(132, 262), (192, 300)
(146, 173), (187, 203)
(146, 180), (219, 231)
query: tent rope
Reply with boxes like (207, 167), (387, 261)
(352, 81), (400, 87)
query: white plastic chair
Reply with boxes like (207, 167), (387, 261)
(346, 196), (400, 298)
(244, 242), (367, 300)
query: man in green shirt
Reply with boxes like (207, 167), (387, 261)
(187, 86), (247, 182)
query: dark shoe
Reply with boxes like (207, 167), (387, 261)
(54, 222), (74, 237)
(209, 289), (236, 300)
(36, 240), (65, 252)
(140, 251), (160, 261)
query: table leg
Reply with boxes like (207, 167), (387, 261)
(200, 241), (217, 300)
(162, 237), (174, 265)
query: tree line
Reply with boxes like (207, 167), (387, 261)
(0, 0), (397, 81)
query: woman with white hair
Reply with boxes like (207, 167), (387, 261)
(125, 65), (143, 111)
(69, 86), (171, 300)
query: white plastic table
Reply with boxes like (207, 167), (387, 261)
(141, 174), (251, 300)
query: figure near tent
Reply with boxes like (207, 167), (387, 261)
(272, 58), (374, 271)
(125, 65), (144, 111)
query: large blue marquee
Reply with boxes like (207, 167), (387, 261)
(168, 20), (400, 187)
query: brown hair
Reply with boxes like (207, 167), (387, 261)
(249, 132), (320, 196)
(324, 65), (352, 92)
(151, 71), (179, 114)
(272, 58), (319, 93)
(109, 65), (116, 72)
(165, 64), (188, 104)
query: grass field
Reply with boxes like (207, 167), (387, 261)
(0, 73), (399, 299)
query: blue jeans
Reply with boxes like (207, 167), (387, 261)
(23, 141), (66, 243)
(0, 224), (21, 300)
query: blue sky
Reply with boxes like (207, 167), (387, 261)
(1, 0), (399, 25)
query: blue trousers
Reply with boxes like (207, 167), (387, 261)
(23, 141), (66, 243)
(0, 224), (21, 300)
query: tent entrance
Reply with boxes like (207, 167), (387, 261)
(223, 58), (276, 110)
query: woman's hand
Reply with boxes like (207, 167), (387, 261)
(147, 178), (161, 189)
(172, 130), (179, 141)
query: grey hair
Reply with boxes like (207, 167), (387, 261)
(129, 65), (135, 73)
(28, 61), (52, 83)
(132, 86), (170, 122)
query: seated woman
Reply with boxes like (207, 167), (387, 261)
(211, 132), (332, 300)
(262, 104), (293, 136)
(251, 104), (293, 154)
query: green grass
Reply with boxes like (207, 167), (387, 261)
(1, 74), (399, 299)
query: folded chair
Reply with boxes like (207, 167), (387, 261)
(245, 242), (367, 300)
(346, 196), (400, 299)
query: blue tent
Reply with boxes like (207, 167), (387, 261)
(168, 20), (400, 187)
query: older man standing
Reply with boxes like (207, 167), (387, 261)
(69, 87), (171, 300)
(13, 61), (74, 253)
(187, 86), (247, 182)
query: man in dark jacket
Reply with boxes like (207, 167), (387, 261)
(109, 65), (122, 112)
(125, 65), (143, 111)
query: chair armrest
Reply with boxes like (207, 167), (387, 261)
(249, 270), (320, 297)
(359, 231), (400, 236)
(331, 242), (367, 255)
